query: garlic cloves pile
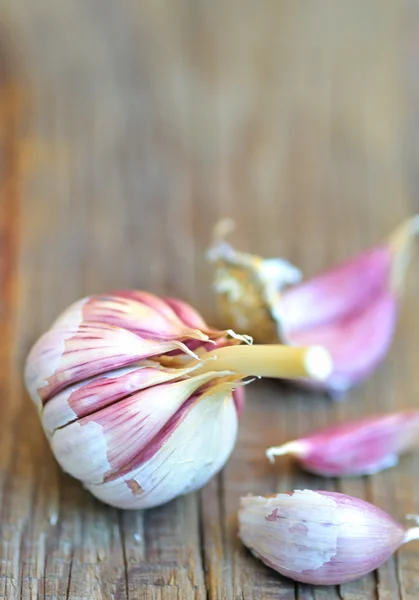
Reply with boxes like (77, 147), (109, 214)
(25, 291), (332, 509)
(266, 410), (419, 477)
(238, 490), (419, 585)
(209, 216), (419, 395)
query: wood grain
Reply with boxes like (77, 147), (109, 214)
(0, 0), (418, 598)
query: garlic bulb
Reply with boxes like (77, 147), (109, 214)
(238, 490), (419, 585)
(209, 216), (419, 395)
(267, 410), (419, 477)
(25, 291), (332, 509)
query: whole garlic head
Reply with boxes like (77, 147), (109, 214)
(25, 291), (245, 509)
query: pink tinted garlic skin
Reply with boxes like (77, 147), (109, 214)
(25, 291), (332, 510)
(266, 411), (419, 477)
(238, 490), (419, 585)
(209, 216), (419, 396)
(279, 248), (397, 394)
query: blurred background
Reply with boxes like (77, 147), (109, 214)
(3, 1), (417, 325)
(1, 1), (419, 598)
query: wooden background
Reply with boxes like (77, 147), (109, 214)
(0, 1), (418, 598)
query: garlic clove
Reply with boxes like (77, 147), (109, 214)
(266, 411), (419, 476)
(41, 363), (200, 436)
(278, 247), (391, 333)
(85, 387), (238, 509)
(238, 490), (418, 585)
(81, 292), (213, 342)
(209, 216), (419, 394)
(113, 290), (230, 342)
(25, 322), (198, 407)
(287, 292), (397, 394)
(50, 370), (229, 485)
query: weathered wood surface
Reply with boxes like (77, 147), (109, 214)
(0, 1), (418, 598)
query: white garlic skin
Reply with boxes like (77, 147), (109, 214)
(85, 389), (238, 509)
(238, 490), (406, 585)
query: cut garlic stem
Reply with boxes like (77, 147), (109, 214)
(196, 344), (333, 381)
(266, 440), (307, 463)
(406, 514), (419, 524)
(388, 214), (419, 293)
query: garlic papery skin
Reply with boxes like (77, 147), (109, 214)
(25, 291), (332, 509)
(266, 411), (419, 477)
(209, 216), (419, 395)
(238, 490), (419, 585)
(85, 385), (239, 509)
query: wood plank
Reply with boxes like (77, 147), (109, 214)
(0, 0), (418, 598)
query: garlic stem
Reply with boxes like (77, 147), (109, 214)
(388, 214), (419, 293)
(402, 527), (419, 544)
(196, 344), (332, 382)
(406, 514), (419, 524)
(266, 440), (307, 463)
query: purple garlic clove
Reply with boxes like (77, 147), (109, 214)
(266, 411), (419, 477)
(238, 490), (419, 585)
(208, 216), (419, 395)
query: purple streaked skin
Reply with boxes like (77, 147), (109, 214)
(26, 321), (198, 405)
(41, 364), (201, 435)
(50, 371), (228, 485)
(238, 490), (419, 585)
(78, 291), (220, 341)
(266, 411), (419, 476)
(86, 387), (239, 509)
(26, 292), (241, 407)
